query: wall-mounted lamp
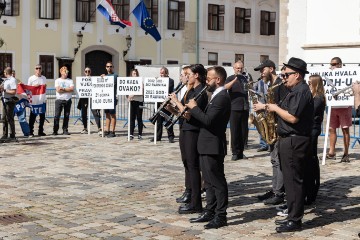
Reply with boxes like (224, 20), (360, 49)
(123, 34), (132, 57)
(73, 31), (83, 57)
(0, 0), (6, 19)
(172, 33), (175, 37)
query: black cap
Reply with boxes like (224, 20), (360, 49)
(254, 59), (276, 71)
(283, 57), (309, 74)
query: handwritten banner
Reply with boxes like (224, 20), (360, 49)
(91, 76), (115, 109)
(76, 76), (92, 98)
(117, 77), (143, 95)
(143, 77), (168, 103)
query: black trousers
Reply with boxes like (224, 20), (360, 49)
(179, 129), (202, 209)
(79, 102), (101, 129)
(279, 135), (310, 222)
(230, 110), (249, 155)
(200, 154), (228, 218)
(156, 103), (174, 140)
(304, 128), (321, 203)
(130, 101), (143, 136)
(29, 112), (45, 134)
(54, 99), (72, 133)
(2, 100), (16, 137)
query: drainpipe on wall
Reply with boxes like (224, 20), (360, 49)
(196, 0), (200, 64)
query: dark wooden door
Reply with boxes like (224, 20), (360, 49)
(85, 51), (112, 76)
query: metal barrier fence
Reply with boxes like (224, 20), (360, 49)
(3, 88), (360, 148)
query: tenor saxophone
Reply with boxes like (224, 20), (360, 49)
(249, 81), (283, 145)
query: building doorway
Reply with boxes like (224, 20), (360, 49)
(85, 50), (113, 76)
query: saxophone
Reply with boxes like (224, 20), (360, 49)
(248, 81), (283, 145)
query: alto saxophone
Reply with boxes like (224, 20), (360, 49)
(249, 81), (283, 145)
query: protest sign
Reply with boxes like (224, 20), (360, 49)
(143, 77), (168, 103)
(92, 76), (115, 109)
(76, 76), (92, 98)
(117, 77), (143, 95)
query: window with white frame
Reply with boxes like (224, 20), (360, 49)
(39, 0), (61, 19)
(76, 0), (96, 22)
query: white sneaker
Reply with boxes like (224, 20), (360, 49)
(81, 129), (88, 134)
(277, 209), (288, 217)
(98, 129), (102, 136)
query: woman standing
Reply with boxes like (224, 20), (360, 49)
(170, 64), (208, 214)
(304, 74), (326, 205)
(127, 69), (144, 140)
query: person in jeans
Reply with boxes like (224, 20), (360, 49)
(27, 64), (47, 136)
(77, 67), (102, 135)
(53, 66), (74, 135)
(1, 67), (17, 139)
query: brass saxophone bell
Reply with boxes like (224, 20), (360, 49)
(248, 113), (254, 125)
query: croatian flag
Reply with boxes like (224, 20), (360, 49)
(17, 84), (47, 115)
(97, 0), (132, 28)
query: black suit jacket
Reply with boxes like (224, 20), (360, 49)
(190, 89), (231, 155)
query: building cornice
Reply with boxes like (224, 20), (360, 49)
(302, 42), (360, 49)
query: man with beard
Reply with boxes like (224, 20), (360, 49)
(186, 66), (231, 229)
(253, 60), (289, 206)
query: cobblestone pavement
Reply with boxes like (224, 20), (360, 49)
(0, 121), (359, 240)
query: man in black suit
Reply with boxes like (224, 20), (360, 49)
(151, 66), (175, 143)
(186, 66), (231, 229)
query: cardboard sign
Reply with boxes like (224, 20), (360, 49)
(76, 76), (92, 98)
(308, 67), (358, 106)
(117, 77), (143, 95)
(143, 77), (169, 103)
(91, 76), (115, 109)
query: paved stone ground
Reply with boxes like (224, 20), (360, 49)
(0, 120), (359, 240)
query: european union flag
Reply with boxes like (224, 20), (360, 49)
(132, 0), (161, 42)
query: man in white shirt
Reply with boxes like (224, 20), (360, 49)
(53, 66), (74, 135)
(28, 64), (47, 136)
(1, 67), (17, 139)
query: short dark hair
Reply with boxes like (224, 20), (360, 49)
(331, 57), (342, 65)
(131, 68), (139, 76)
(189, 64), (207, 84)
(208, 66), (227, 83)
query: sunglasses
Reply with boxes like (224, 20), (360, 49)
(35, 67), (42, 70)
(106, 66), (113, 68)
(330, 63), (340, 66)
(85, 70), (91, 73)
(280, 72), (297, 79)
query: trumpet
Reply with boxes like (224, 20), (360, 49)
(332, 81), (360, 100)
(149, 81), (187, 124)
(164, 85), (208, 130)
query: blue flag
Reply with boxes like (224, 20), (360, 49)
(132, 0), (161, 42)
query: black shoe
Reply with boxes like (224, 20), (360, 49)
(107, 132), (116, 138)
(63, 130), (71, 135)
(264, 195), (284, 205)
(204, 217), (227, 229)
(257, 190), (274, 201)
(52, 132), (58, 136)
(176, 191), (191, 203)
(38, 132), (46, 136)
(275, 220), (302, 233)
(257, 147), (269, 152)
(231, 154), (247, 161)
(189, 211), (215, 223)
(150, 138), (161, 142)
(178, 204), (202, 214)
(275, 218), (289, 225)
(1, 135), (8, 140)
(168, 137), (175, 143)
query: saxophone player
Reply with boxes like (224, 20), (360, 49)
(253, 60), (289, 206)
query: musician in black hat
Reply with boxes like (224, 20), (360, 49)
(263, 57), (313, 233)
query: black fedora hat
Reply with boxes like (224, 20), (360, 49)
(283, 57), (309, 74)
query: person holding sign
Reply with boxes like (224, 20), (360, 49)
(127, 69), (144, 140)
(169, 64), (208, 214)
(28, 64), (47, 137)
(264, 58), (313, 233)
(53, 66), (74, 135)
(103, 61), (118, 138)
(327, 57), (352, 163)
(185, 66), (231, 229)
(150, 67), (175, 143)
(77, 67), (102, 135)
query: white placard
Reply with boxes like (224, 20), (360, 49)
(308, 67), (358, 106)
(117, 77), (143, 95)
(143, 77), (169, 103)
(91, 76), (115, 109)
(76, 76), (92, 98)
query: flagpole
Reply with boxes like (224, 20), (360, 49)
(81, 0), (101, 31)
